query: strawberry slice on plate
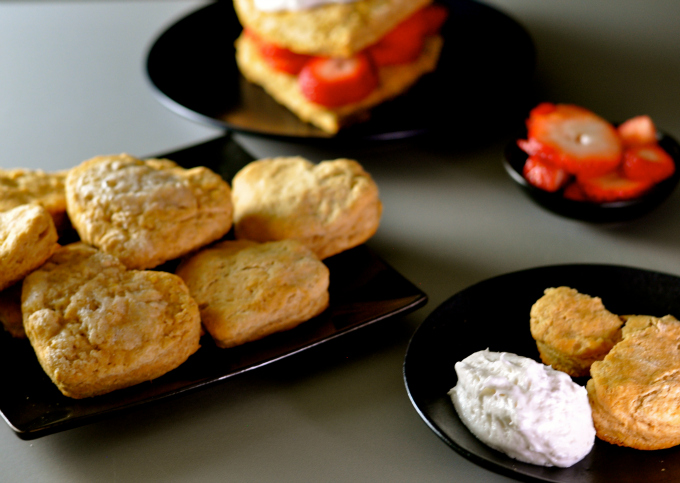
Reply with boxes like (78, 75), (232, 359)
(522, 155), (571, 192)
(622, 144), (675, 183)
(298, 53), (379, 107)
(617, 115), (657, 147)
(578, 171), (654, 203)
(518, 103), (623, 177)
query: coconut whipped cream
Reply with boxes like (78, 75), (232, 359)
(449, 349), (595, 468)
(253, 0), (357, 12)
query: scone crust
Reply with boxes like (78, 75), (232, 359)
(587, 315), (680, 450)
(0, 204), (59, 291)
(235, 32), (443, 133)
(530, 286), (623, 377)
(234, 0), (432, 57)
(65, 154), (233, 269)
(22, 243), (201, 399)
(0, 168), (68, 233)
(176, 239), (329, 348)
(232, 157), (382, 259)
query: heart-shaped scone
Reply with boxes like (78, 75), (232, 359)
(66, 154), (233, 269)
(0, 204), (59, 292)
(176, 239), (329, 348)
(231, 156), (382, 259)
(22, 243), (201, 399)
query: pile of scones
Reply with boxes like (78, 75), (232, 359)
(0, 154), (382, 399)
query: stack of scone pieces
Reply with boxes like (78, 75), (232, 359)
(530, 286), (680, 450)
(0, 153), (381, 398)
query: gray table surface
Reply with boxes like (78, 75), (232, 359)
(1, 1), (679, 481)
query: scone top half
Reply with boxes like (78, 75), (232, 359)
(234, 0), (434, 57)
(65, 154), (233, 270)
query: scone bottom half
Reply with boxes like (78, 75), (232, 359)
(21, 243), (202, 399)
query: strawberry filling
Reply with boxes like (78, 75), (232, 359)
(298, 54), (379, 108)
(245, 3), (448, 107)
(518, 104), (676, 203)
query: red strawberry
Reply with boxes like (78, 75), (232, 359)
(298, 53), (379, 107)
(366, 11), (426, 66)
(622, 144), (675, 183)
(421, 4), (449, 36)
(562, 181), (589, 201)
(245, 29), (312, 75)
(617, 115), (657, 147)
(521, 103), (623, 177)
(578, 171), (654, 202)
(522, 155), (571, 192)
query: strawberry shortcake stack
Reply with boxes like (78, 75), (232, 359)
(233, 0), (448, 134)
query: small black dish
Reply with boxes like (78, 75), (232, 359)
(0, 134), (428, 440)
(503, 131), (680, 223)
(145, 0), (536, 142)
(404, 263), (680, 483)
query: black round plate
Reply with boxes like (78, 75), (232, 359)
(503, 131), (680, 223)
(404, 264), (680, 483)
(145, 0), (535, 141)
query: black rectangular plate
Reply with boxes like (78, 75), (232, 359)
(0, 135), (427, 440)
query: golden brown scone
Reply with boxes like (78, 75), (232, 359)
(0, 283), (25, 338)
(235, 32), (443, 134)
(22, 243), (201, 399)
(175, 239), (329, 348)
(65, 154), (233, 269)
(529, 286), (624, 377)
(0, 204), (59, 292)
(233, 0), (432, 57)
(0, 168), (69, 233)
(231, 156), (382, 259)
(587, 314), (680, 450)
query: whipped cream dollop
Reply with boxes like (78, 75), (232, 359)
(449, 349), (595, 468)
(253, 0), (357, 12)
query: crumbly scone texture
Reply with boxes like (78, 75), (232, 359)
(231, 157), (382, 259)
(65, 154), (233, 269)
(0, 283), (25, 338)
(0, 168), (69, 233)
(235, 32), (443, 133)
(21, 243), (202, 399)
(233, 0), (432, 57)
(586, 314), (680, 450)
(175, 239), (329, 348)
(530, 286), (623, 377)
(0, 204), (59, 292)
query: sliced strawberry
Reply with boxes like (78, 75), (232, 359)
(523, 103), (623, 177)
(298, 53), (379, 107)
(578, 171), (654, 202)
(617, 115), (657, 147)
(563, 181), (589, 201)
(366, 11), (426, 66)
(622, 144), (675, 183)
(245, 28), (312, 75)
(522, 155), (571, 192)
